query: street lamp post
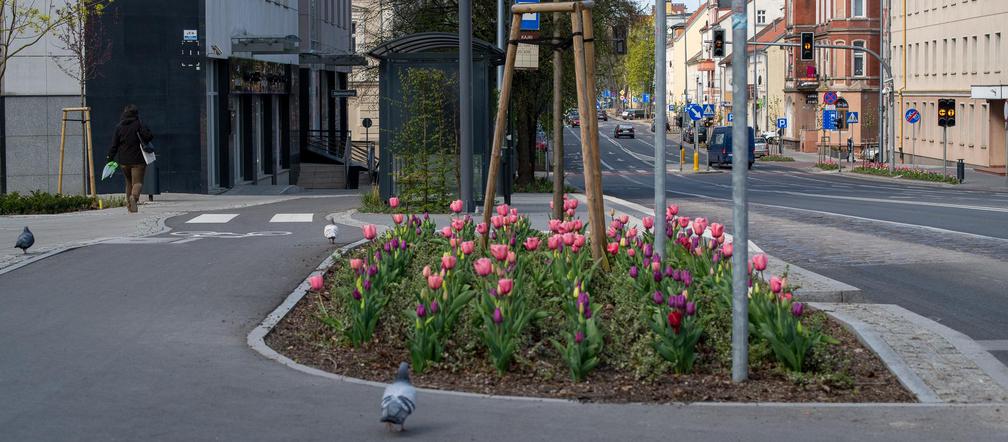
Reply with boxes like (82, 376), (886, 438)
(654, 0), (668, 254)
(730, 0), (750, 384)
(460, 0), (473, 211)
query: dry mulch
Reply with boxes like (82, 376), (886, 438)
(265, 289), (915, 404)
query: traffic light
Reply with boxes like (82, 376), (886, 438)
(938, 99), (956, 127)
(613, 25), (627, 55)
(712, 28), (725, 58)
(801, 32), (814, 60)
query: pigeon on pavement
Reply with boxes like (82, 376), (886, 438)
(380, 362), (416, 432)
(15, 226), (34, 254)
(323, 223), (339, 244)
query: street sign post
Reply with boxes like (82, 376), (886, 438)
(824, 91), (838, 105)
(777, 118), (787, 129)
(905, 108), (920, 167)
(686, 103), (703, 121)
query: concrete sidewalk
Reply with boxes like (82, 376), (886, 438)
(0, 192), (356, 271)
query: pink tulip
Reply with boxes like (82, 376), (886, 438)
(349, 259), (364, 271)
(677, 217), (690, 228)
(392, 214), (404, 225)
(547, 234), (562, 250)
(427, 274), (443, 290)
(491, 216), (504, 229)
(422, 265), (432, 278)
(461, 241), (476, 255)
(627, 227), (638, 238)
(666, 204), (679, 217)
(309, 274), (324, 291)
(476, 223), (488, 235)
(362, 224), (378, 240)
(441, 255), (457, 270)
(565, 208), (575, 218)
(783, 292), (793, 301)
(562, 232), (575, 246)
(573, 234), (586, 248)
(473, 257), (493, 276)
(722, 241), (733, 258)
(752, 253), (768, 272)
(627, 248), (636, 257)
(606, 242), (619, 255)
(710, 223), (725, 238)
(651, 260), (661, 272)
(564, 198), (579, 210)
(692, 217), (708, 236)
(497, 278), (514, 295)
(619, 214), (629, 225)
(490, 244), (509, 261)
(571, 244), (581, 253)
(388, 197), (399, 208)
(450, 237), (459, 249)
(642, 216), (654, 229)
(548, 219), (562, 233)
(610, 219), (623, 230)
(507, 251), (516, 264)
(450, 199), (464, 213)
(510, 208), (518, 217)
(441, 226), (454, 238)
(573, 220), (583, 231)
(607, 227), (618, 238)
(770, 276), (783, 294)
(451, 217), (465, 232)
(507, 214), (518, 225)
(524, 237), (540, 251)
(496, 204), (509, 216)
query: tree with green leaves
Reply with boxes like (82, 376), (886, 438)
(623, 17), (653, 115)
(51, 0), (115, 108)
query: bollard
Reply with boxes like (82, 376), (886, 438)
(956, 159), (965, 184)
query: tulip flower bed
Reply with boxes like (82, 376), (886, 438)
(815, 160), (841, 171)
(852, 163), (960, 184)
(266, 197), (912, 403)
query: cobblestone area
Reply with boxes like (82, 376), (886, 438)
(817, 303), (1008, 403)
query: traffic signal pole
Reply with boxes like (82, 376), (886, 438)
(654, 0), (668, 255)
(730, 0), (750, 384)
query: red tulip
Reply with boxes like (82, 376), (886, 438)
(362, 224), (378, 240)
(667, 310), (682, 334)
(709, 222), (724, 238)
(490, 244), (509, 261)
(524, 236), (540, 251)
(388, 197), (399, 208)
(473, 258), (493, 276)
(606, 242), (619, 255)
(309, 274), (324, 291)
(770, 276), (783, 294)
(752, 253), (768, 271)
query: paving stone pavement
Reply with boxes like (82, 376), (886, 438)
(816, 303), (1008, 403)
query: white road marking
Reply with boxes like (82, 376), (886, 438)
(186, 214), (239, 224)
(270, 213), (314, 223)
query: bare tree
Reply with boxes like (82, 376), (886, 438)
(52, 0), (114, 107)
(0, 0), (65, 88)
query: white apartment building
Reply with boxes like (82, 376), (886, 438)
(892, 0), (1007, 168)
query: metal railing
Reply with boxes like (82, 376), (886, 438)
(306, 129), (347, 161)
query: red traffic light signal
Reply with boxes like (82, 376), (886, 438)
(801, 32), (814, 61)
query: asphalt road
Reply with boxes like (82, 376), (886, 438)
(565, 117), (1008, 365)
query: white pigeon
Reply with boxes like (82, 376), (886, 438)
(380, 362), (416, 432)
(323, 223), (339, 244)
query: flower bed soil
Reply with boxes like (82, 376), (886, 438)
(266, 282), (914, 404)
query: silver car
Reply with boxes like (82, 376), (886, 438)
(754, 137), (769, 157)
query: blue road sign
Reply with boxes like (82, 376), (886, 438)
(823, 109), (838, 131)
(905, 108), (921, 124)
(846, 111), (859, 124)
(824, 91), (838, 105)
(727, 113), (734, 122)
(632, 96), (638, 103)
(777, 118), (788, 129)
(668, 104), (674, 112)
(642, 93), (650, 104)
(686, 103), (703, 121)
(702, 104), (715, 117)
(517, 0), (540, 31)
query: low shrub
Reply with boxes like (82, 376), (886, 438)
(0, 191), (123, 215)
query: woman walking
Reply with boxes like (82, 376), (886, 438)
(106, 104), (154, 213)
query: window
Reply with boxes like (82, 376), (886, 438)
(914, 43), (920, 76)
(853, 41), (866, 76)
(997, 33), (1002, 73)
(972, 36), (978, 73)
(962, 37), (969, 74)
(932, 40), (937, 75)
(942, 39), (947, 75)
(351, 21), (357, 52)
(984, 34), (990, 73)
(924, 41), (929, 76)
(853, 0), (865, 17)
(950, 38), (957, 74)
(757, 10), (766, 24)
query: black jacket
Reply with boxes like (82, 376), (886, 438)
(107, 117), (154, 165)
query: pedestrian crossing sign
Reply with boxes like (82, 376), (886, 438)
(702, 104), (715, 117)
(846, 111), (859, 124)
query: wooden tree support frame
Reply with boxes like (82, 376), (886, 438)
(482, 1), (609, 271)
(57, 107), (97, 198)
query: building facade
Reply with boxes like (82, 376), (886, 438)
(783, 0), (881, 153)
(347, 0), (390, 156)
(1, 0), (352, 195)
(891, 0), (1006, 168)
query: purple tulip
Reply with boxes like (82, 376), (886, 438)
(574, 331), (585, 344)
(430, 300), (439, 314)
(686, 302), (696, 316)
(791, 302), (804, 317)
(667, 294), (675, 307)
(629, 266), (639, 279)
(367, 265), (378, 277)
(352, 288), (362, 300)
(583, 305), (592, 319)
(383, 242), (391, 252)
(643, 257), (651, 268)
(712, 252), (721, 263)
(672, 269), (681, 282)
(509, 236), (516, 247)
(488, 287), (498, 298)
(492, 307), (503, 324)
(666, 226), (675, 238)
(416, 304), (427, 318)
(674, 294), (686, 310)
(363, 279), (372, 291)
(577, 292), (589, 309)
(423, 212), (430, 220)
(665, 266), (675, 278)
(653, 270), (663, 282)
(390, 238), (399, 249)
(400, 240), (407, 250)
(681, 271), (692, 287)
(643, 243), (653, 258)
(415, 227), (422, 235)
(375, 251), (382, 261)
(690, 236), (700, 250)
(652, 291), (664, 305)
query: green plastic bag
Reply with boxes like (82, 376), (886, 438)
(101, 161), (119, 180)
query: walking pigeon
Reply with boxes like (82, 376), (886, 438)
(323, 223), (339, 244)
(380, 362), (416, 432)
(15, 226), (34, 254)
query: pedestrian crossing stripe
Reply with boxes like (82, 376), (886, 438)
(187, 214), (239, 224)
(269, 213), (314, 223)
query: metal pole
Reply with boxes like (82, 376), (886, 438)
(460, 0), (473, 211)
(497, 0), (504, 88)
(552, 2), (563, 220)
(654, 0), (667, 254)
(1004, 104), (1008, 186)
(694, 75), (700, 168)
(879, 0), (887, 171)
(943, 126), (948, 177)
(911, 122), (915, 168)
(730, 0), (749, 384)
(752, 0), (758, 132)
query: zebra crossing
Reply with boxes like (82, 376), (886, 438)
(185, 213), (316, 224)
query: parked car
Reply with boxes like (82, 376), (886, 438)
(570, 112), (581, 127)
(683, 125), (708, 144)
(862, 145), (881, 162)
(754, 136), (769, 158)
(535, 130), (548, 151)
(613, 123), (635, 139)
(707, 126), (755, 169)
(619, 110), (630, 119)
(598, 111), (608, 121)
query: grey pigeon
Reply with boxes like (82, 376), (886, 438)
(15, 226), (34, 254)
(380, 362), (416, 432)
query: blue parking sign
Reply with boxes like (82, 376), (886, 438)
(777, 118), (788, 129)
(727, 113), (734, 122)
(823, 110), (838, 131)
